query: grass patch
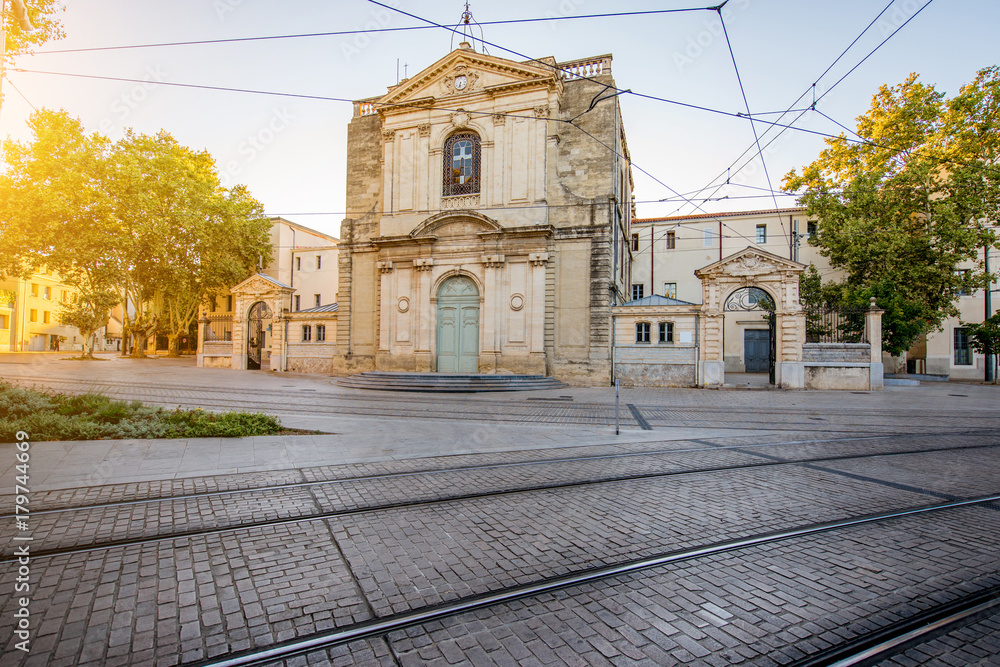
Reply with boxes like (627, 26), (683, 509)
(0, 381), (292, 442)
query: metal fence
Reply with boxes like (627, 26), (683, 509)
(204, 314), (233, 342)
(804, 306), (868, 344)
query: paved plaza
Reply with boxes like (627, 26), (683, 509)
(1, 353), (999, 666)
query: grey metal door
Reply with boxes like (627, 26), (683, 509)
(744, 329), (770, 373)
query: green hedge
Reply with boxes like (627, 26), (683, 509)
(0, 381), (284, 442)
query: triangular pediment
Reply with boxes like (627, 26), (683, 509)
(695, 247), (806, 279)
(379, 48), (558, 110)
(230, 272), (295, 296)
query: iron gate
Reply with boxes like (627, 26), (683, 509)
(724, 287), (776, 384)
(246, 301), (272, 370)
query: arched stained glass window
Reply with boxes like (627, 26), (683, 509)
(443, 132), (481, 196)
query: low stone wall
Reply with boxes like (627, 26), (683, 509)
(199, 341), (233, 369)
(803, 343), (870, 363)
(804, 364), (870, 391)
(285, 342), (338, 373)
(614, 346), (698, 387)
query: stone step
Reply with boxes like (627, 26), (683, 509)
(335, 371), (568, 393)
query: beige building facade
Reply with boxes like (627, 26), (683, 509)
(333, 44), (633, 385)
(0, 272), (103, 352)
(632, 208), (996, 382)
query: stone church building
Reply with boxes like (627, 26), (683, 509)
(331, 43), (634, 385)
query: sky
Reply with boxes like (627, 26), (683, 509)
(1, 0), (998, 238)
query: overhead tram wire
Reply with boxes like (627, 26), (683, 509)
(717, 3), (786, 247)
(364, 0), (861, 143)
(673, 0), (900, 216)
(33, 8), (714, 55)
(1, 74), (36, 111)
(684, 0), (937, 215)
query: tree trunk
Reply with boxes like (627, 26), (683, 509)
(166, 334), (180, 357)
(131, 333), (149, 358)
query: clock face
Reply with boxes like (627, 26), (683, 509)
(454, 75), (468, 90)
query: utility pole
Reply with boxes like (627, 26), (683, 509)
(986, 244), (994, 382)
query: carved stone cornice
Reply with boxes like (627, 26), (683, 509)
(413, 258), (434, 271)
(529, 252), (550, 267)
(376, 261), (394, 274)
(481, 254), (506, 268)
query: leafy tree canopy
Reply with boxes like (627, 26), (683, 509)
(0, 109), (273, 357)
(2, 0), (65, 56)
(785, 67), (1000, 355)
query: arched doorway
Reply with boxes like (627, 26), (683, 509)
(724, 286), (776, 383)
(246, 301), (272, 370)
(436, 276), (480, 373)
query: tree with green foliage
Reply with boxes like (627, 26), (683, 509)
(784, 68), (999, 357)
(0, 109), (273, 358)
(962, 313), (1000, 383)
(58, 289), (119, 359)
(1, 0), (64, 57)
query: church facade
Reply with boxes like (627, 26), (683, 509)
(332, 44), (633, 385)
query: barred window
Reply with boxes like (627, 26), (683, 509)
(954, 327), (971, 365)
(443, 132), (481, 196)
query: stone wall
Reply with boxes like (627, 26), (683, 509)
(803, 343), (870, 363)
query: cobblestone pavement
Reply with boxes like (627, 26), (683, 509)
(1, 355), (999, 665)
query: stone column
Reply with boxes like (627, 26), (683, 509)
(413, 259), (434, 371)
(866, 297), (885, 390)
(377, 261), (394, 353)
(196, 313), (208, 367)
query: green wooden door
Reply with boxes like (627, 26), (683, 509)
(436, 277), (480, 373)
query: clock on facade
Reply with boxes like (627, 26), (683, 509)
(454, 75), (468, 90)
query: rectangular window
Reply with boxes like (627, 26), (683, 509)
(658, 322), (674, 343)
(316, 255), (322, 270)
(316, 324), (326, 342)
(31, 283), (38, 297)
(43, 286), (51, 300)
(631, 233), (639, 251)
(663, 282), (677, 299)
(226, 295), (233, 312)
(954, 269), (970, 296)
(0, 315), (6, 329)
(807, 221), (817, 237)
(636, 322), (651, 343)
(294, 295), (301, 311)
(61, 290), (67, 302)
(30, 309), (37, 322)
(296, 256), (301, 271)
(302, 325), (312, 342)
(703, 228), (713, 247)
(756, 224), (767, 244)
(631, 284), (644, 300)
(954, 327), (972, 365)
(43, 311), (50, 324)
(665, 231), (675, 249)
(315, 294), (321, 308)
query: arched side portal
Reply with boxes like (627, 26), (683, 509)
(724, 286), (776, 383)
(436, 275), (480, 373)
(695, 248), (806, 389)
(246, 301), (272, 370)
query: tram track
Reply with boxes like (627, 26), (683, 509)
(8, 375), (998, 432)
(4, 433), (998, 562)
(10, 428), (998, 515)
(179, 494), (1000, 667)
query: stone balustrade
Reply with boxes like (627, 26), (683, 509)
(557, 55), (612, 80)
